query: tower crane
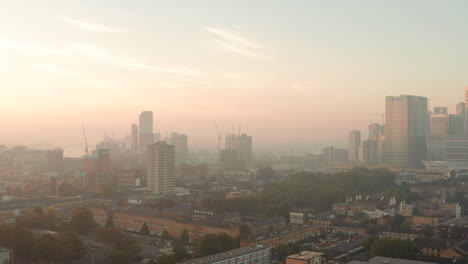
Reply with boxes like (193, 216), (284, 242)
(82, 124), (89, 155)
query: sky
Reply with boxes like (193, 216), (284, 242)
(1, 0), (468, 154)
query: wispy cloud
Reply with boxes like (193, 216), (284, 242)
(203, 27), (263, 58)
(58, 15), (127, 33)
(0, 36), (70, 57)
(69, 43), (199, 75)
(34, 62), (78, 77)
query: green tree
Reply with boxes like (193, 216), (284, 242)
(421, 225), (434, 238)
(110, 235), (142, 264)
(195, 233), (237, 257)
(275, 244), (290, 260)
(239, 224), (252, 240)
(140, 223), (150, 236)
(70, 208), (95, 235)
(32, 234), (59, 262)
(10, 225), (35, 259)
(155, 254), (177, 264)
(161, 229), (172, 240)
(173, 241), (190, 261)
(371, 238), (414, 259)
(180, 228), (189, 244)
(56, 232), (85, 263)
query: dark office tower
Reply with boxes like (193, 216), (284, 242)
(46, 149), (63, 175)
(170, 132), (188, 167)
(139, 111), (154, 157)
(385, 95), (428, 168)
(348, 130), (361, 161)
(433, 106), (448, 115)
(131, 123), (138, 154)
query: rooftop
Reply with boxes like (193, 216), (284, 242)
(178, 246), (270, 264)
(287, 251), (324, 260)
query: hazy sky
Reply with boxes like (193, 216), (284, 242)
(1, 0), (468, 152)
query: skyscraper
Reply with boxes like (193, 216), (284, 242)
(170, 132), (188, 167)
(139, 111), (154, 157)
(450, 103), (465, 136)
(430, 107), (449, 137)
(131, 123), (138, 154)
(363, 123), (384, 164)
(384, 95), (428, 168)
(147, 141), (175, 194)
(348, 130), (361, 161)
(224, 133), (253, 169)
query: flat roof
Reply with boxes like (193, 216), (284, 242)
(178, 246), (270, 264)
(287, 251), (324, 260)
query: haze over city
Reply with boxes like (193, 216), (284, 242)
(2, 0), (468, 153)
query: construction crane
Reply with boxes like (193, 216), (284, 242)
(238, 122), (241, 136)
(215, 122), (221, 152)
(82, 124), (89, 155)
(372, 113), (385, 125)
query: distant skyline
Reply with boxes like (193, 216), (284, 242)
(1, 0), (468, 152)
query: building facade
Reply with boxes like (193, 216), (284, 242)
(385, 95), (428, 168)
(147, 141), (175, 194)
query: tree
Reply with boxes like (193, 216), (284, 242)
(218, 233), (236, 251)
(371, 238), (414, 259)
(195, 233), (237, 257)
(140, 223), (150, 236)
(275, 244), (289, 260)
(56, 232), (85, 263)
(195, 234), (222, 257)
(155, 254), (177, 264)
(180, 228), (189, 244)
(32, 234), (59, 262)
(173, 241), (190, 261)
(110, 235), (142, 264)
(421, 225), (434, 238)
(239, 224), (252, 240)
(70, 208), (95, 235)
(161, 229), (172, 240)
(10, 225), (35, 259)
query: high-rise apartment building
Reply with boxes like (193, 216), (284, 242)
(170, 132), (188, 166)
(384, 95), (428, 168)
(131, 123), (138, 154)
(362, 124), (385, 164)
(348, 130), (361, 161)
(139, 111), (154, 157)
(147, 141), (175, 194)
(224, 133), (253, 169)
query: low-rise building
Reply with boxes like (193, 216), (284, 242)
(178, 245), (271, 264)
(0, 247), (12, 264)
(286, 251), (323, 264)
(241, 225), (321, 248)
